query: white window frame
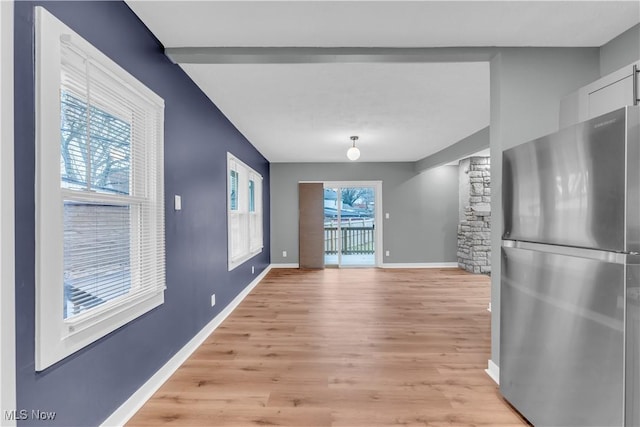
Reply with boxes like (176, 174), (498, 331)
(227, 153), (263, 270)
(35, 7), (165, 371)
(0, 0), (16, 423)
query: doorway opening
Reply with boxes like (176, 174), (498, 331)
(322, 181), (382, 267)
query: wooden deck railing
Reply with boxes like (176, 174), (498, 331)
(324, 226), (375, 255)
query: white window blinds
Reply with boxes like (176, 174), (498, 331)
(249, 174), (263, 253)
(59, 41), (165, 320)
(227, 153), (263, 270)
(35, 8), (165, 371)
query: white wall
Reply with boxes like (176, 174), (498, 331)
(0, 1), (16, 424)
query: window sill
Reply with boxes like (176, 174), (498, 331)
(36, 289), (164, 371)
(228, 248), (263, 272)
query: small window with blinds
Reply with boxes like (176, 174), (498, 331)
(227, 153), (263, 270)
(35, 8), (165, 371)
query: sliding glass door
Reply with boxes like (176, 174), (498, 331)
(323, 183), (379, 267)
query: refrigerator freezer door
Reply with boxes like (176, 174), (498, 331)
(502, 107), (639, 252)
(627, 263), (640, 426)
(500, 244), (624, 426)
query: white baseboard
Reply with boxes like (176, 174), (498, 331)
(381, 262), (459, 269)
(272, 263), (458, 269)
(101, 265), (273, 427)
(271, 263), (299, 268)
(485, 359), (499, 385)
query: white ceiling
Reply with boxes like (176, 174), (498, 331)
(127, 1), (639, 163)
(128, 1), (639, 48)
(181, 62), (490, 162)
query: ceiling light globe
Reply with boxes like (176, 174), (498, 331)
(347, 146), (361, 161)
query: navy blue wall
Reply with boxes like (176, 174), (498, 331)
(14, 2), (270, 425)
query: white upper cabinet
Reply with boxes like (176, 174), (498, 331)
(586, 73), (635, 118)
(580, 60), (639, 121)
(560, 60), (639, 127)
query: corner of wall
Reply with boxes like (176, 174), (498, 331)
(489, 51), (503, 368)
(485, 359), (499, 385)
(599, 23), (640, 76)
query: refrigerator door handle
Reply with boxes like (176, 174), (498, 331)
(634, 64), (639, 106)
(502, 239), (628, 264)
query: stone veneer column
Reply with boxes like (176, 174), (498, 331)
(457, 157), (491, 274)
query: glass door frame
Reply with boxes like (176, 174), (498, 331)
(323, 180), (383, 267)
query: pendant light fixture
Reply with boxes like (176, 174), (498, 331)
(346, 135), (360, 161)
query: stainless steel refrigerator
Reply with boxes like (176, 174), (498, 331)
(501, 106), (640, 426)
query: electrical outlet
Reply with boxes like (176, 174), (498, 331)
(211, 294), (216, 307)
(282, 250), (287, 258)
(385, 250), (390, 257)
(251, 266), (255, 274)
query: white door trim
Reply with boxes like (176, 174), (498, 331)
(0, 1), (17, 424)
(323, 181), (383, 267)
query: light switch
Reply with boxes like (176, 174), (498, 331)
(385, 213), (390, 219)
(174, 195), (182, 211)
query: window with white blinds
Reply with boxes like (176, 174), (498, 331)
(228, 153), (263, 270)
(35, 8), (165, 371)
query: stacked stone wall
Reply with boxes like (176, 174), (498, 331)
(457, 157), (491, 274)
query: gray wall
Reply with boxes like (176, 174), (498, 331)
(270, 162), (459, 265)
(488, 29), (640, 368)
(600, 23), (640, 76)
(489, 47), (601, 367)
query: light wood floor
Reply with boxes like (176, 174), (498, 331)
(128, 268), (529, 426)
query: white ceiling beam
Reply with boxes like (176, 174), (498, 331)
(414, 126), (490, 173)
(165, 47), (498, 65)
